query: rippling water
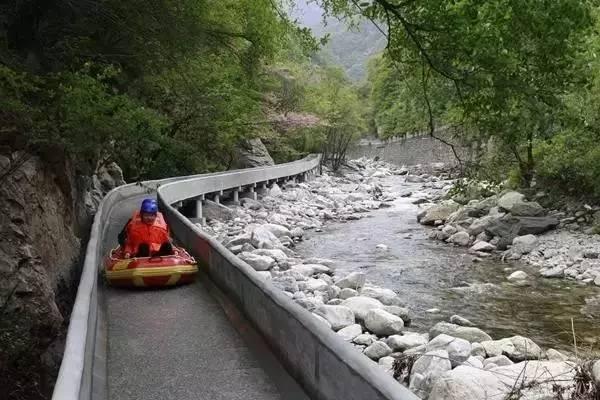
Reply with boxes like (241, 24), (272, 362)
(297, 175), (600, 353)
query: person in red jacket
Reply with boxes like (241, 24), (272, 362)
(118, 198), (173, 258)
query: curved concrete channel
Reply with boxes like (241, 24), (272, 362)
(102, 195), (308, 400)
(53, 155), (419, 400)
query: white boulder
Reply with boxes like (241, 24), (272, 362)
(512, 234), (538, 255)
(364, 341), (392, 360)
(364, 309), (404, 336)
(335, 272), (366, 290)
(341, 296), (385, 321)
(448, 231), (471, 246)
(386, 333), (428, 352)
(409, 350), (452, 399)
(314, 305), (355, 331)
(238, 252), (275, 271)
(426, 334), (472, 367)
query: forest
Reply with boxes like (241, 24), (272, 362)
(4, 0), (599, 198)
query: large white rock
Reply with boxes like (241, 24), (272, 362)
(253, 249), (288, 263)
(353, 334), (375, 346)
(450, 315), (475, 327)
(339, 288), (358, 300)
(335, 272), (366, 290)
(337, 324), (362, 341)
(462, 356), (483, 369)
(224, 232), (252, 248)
(262, 223), (291, 238)
(315, 305), (355, 331)
(305, 278), (330, 292)
(469, 241), (496, 253)
(386, 333), (428, 352)
(467, 216), (498, 236)
(418, 201), (461, 225)
(448, 231), (471, 246)
(251, 226), (280, 249)
(364, 309), (404, 336)
(360, 286), (397, 302)
(540, 266), (565, 278)
(238, 252), (275, 271)
(442, 225), (458, 236)
(497, 191), (526, 212)
(364, 341), (392, 360)
(483, 355), (513, 367)
(341, 296), (385, 321)
(507, 270), (528, 282)
(430, 322), (492, 343)
(383, 306), (411, 324)
(546, 349), (569, 361)
(480, 336), (542, 361)
(429, 361), (575, 400)
(291, 264), (331, 276)
(426, 334), (472, 367)
(409, 350), (452, 399)
(512, 234), (538, 254)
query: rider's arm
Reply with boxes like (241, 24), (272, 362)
(118, 218), (132, 246)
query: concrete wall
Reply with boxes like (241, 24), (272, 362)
(348, 131), (472, 166)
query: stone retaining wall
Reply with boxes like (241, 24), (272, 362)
(348, 132), (472, 167)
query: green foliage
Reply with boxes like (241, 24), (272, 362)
(320, 0), (595, 187)
(366, 54), (454, 139)
(261, 59), (365, 167)
(1, 0), (322, 180)
(535, 129), (600, 198)
(446, 178), (502, 204)
(532, 7), (600, 199)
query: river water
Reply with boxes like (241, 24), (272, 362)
(297, 175), (600, 354)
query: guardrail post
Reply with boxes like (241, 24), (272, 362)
(233, 187), (240, 205)
(214, 192), (220, 205)
(195, 199), (203, 222)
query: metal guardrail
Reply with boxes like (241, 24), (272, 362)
(53, 154), (418, 400)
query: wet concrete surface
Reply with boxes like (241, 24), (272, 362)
(102, 196), (309, 400)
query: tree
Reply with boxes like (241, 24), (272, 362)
(318, 0), (594, 186)
(304, 67), (365, 170)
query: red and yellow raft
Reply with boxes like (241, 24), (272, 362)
(104, 246), (198, 287)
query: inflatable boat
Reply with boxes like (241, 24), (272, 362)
(104, 246), (198, 287)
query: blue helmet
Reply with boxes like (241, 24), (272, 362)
(140, 198), (158, 214)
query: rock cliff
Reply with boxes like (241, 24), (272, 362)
(0, 152), (124, 399)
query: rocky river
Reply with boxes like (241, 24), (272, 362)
(296, 175), (600, 354)
(202, 158), (600, 399)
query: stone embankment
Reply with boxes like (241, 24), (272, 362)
(419, 180), (600, 287)
(199, 157), (599, 399)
